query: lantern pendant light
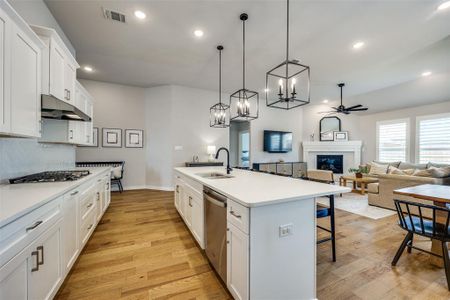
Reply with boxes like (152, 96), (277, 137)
(266, 0), (311, 110)
(230, 13), (259, 121)
(210, 45), (230, 128)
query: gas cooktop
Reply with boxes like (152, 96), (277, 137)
(9, 170), (90, 184)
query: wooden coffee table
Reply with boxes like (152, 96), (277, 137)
(339, 175), (378, 195)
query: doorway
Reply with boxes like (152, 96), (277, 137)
(229, 121), (250, 168)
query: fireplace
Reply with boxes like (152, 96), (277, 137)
(317, 155), (344, 174)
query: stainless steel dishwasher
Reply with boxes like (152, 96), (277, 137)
(204, 187), (227, 282)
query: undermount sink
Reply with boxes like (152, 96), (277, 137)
(195, 172), (234, 179)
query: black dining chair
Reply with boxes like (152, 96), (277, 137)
(392, 199), (450, 290)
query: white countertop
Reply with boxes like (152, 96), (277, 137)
(0, 167), (111, 227)
(175, 167), (351, 207)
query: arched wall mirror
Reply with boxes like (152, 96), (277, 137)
(320, 117), (341, 141)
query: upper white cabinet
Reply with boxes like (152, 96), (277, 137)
(0, 1), (44, 138)
(30, 25), (79, 104)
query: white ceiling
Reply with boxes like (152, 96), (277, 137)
(44, 0), (450, 113)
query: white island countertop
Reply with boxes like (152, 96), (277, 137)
(0, 167), (111, 227)
(175, 167), (351, 208)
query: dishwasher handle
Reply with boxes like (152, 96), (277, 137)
(204, 191), (227, 208)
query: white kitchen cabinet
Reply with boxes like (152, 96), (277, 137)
(28, 220), (63, 300)
(61, 189), (79, 274)
(184, 192), (193, 228)
(31, 25), (79, 104)
(0, 247), (28, 300)
(0, 2), (44, 138)
(190, 191), (204, 247)
(227, 222), (249, 300)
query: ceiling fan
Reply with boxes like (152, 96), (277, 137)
(324, 83), (368, 115)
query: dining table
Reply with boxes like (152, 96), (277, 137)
(394, 184), (450, 267)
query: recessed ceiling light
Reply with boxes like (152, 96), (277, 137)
(134, 10), (146, 19)
(264, 88), (270, 93)
(194, 30), (204, 37)
(83, 66), (93, 72)
(438, 1), (450, 10)
(422, 71), (432, 77)
(323, 99), (329, 103)
(352, 41), (365, 49)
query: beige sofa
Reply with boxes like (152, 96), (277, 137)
(364, 162), (450, 210)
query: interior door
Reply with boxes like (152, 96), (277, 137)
(10, 23), (41, 137)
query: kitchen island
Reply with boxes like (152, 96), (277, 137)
(174, 167), (350, 300)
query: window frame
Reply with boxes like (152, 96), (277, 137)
(415, 112), (450, 164)
(376, 118), (410, 163)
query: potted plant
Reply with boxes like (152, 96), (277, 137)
(348, 166), (369, 178)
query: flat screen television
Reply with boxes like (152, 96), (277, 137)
(263, 130), (293, 153)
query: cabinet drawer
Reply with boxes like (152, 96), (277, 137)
(175, 172), (202, 194)
(0, 197), (62, 267)
(80, 209), (96, 247)
(79, 188), (96, 221)
(227, 199), (249, 234)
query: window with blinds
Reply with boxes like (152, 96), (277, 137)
(376, 119), (409, 162)
(417, 114), (450, 164)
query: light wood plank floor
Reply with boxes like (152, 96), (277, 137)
(55, 190), (450, 299)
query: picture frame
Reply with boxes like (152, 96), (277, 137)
(78, 127), (99, 147)
(333, 131), (349, 141)
(125, 129), (144, 148)
(102, 128), (122, 148)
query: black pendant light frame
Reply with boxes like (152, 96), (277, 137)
(266, 0), (311, 110)
(230, 13), (259, 121)
(210, 45), (230, 128)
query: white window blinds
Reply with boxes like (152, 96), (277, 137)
(377, 120), (408, 162)
(418, 115), (450, 164)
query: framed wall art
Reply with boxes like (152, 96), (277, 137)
(102, 128), (122, 148)
(125, 129), (144, 148)
(333, 131), (349, 141)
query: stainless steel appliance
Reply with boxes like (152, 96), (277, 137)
(9, 170), (90, 184)
(204, 187), (227, 282)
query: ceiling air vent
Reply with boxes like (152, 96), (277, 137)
(102, 8), (126, 23)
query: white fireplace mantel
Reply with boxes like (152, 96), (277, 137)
(302, 141), (363, 175)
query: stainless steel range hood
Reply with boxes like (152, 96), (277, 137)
(41, 94), (91, 122)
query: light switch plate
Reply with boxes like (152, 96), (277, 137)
(279, 223), (293, 237)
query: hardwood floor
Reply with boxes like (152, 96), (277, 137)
(55, 190), (450, 299)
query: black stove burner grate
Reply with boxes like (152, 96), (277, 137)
(9, 170), (90, 184)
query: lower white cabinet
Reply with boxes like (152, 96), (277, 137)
(227, 222), (249, 300)
(0, 169), (111, 299)
(0, 219), (62, 300)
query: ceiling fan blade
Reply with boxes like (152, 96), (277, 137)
(348, 107), (368, 111)
(345, 104), (362, 110)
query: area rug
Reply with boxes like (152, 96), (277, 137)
(316, 193), (396, 220)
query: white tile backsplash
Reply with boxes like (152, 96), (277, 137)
(0, 138), (76, 183)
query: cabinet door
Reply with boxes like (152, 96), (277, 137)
(10, 23), (41, 137)
(104, 176), (111, 209)
(64, 61), (76, 103)
(190, 193), (204, 247)
(174, 183), (181, 210)
(61, 191), (79, 274)
(28, 220), (63, 300)
(95, 188), (103, 222)
(0, 8), (11, 133)
(49, 41), (65, 101)
(184, 192), (193, 228)
(227, 222), (249, 300)
(0, 247), (29, 300)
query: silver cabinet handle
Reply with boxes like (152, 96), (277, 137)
(188, 196), (193, 207)
(87, 203), (93, 208)
(230, 210), (241, 219)
(176, 185), (179, 193)
(37, 246), (44, 266)
(68, 90), (71, 100)
(70, 190), (79, 196)
(87, 224), (93, 230)
(31, 251), (39, 272)
(26, 221), (43, 232)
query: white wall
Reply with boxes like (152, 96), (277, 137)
(250, 104), (303, 164)
(301, 100), (450, 164)
(8, 0), (75, 55)
(145, 85), (229, 189)
(76, 80), (147, 189)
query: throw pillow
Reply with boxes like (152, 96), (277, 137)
(111, 166), (122, 179)
(412, 169), (432, 177)
(402, 169), (415, 176)
(368, 162), (389, 175)
(388, 166), (405, 175)
(429, 166), (450, 178)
